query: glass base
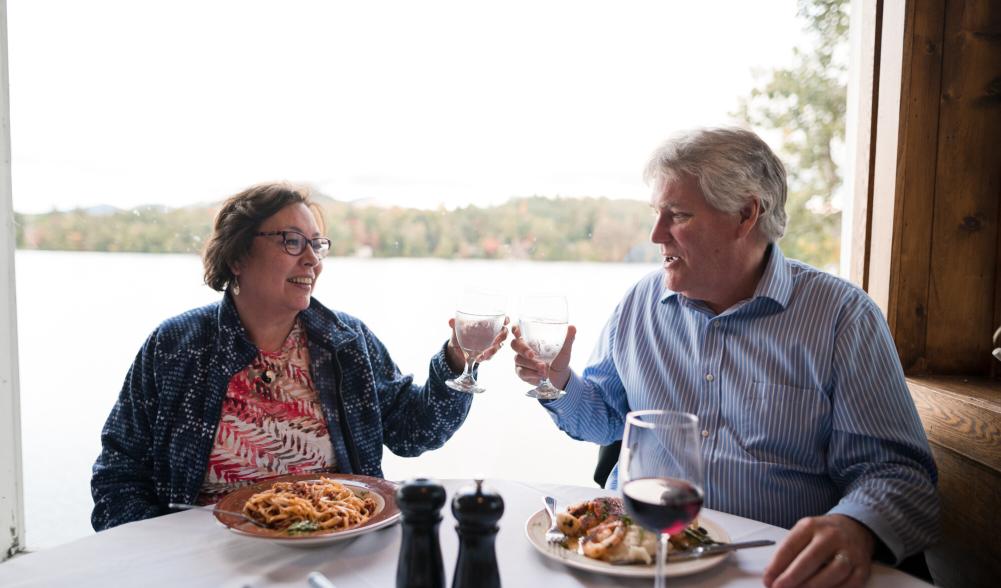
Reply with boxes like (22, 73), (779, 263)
(446, 373), (486, 394)
(525, 379), (565, 400)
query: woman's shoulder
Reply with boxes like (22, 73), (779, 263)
(301, 298), (369, 346)
(149, 300), (224, 348)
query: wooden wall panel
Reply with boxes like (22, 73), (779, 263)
(847, 0), (882, 290)
(888, 0), (947, 372)
(864, 1), (1001, 585)
(995, 192), (1001, 379)
(925, 0), (1001, 374)
(869, 0), (903, 316)
(924, 443), (1001, 588)
(909, 376), (1001, 471)
(869, 0), (945, 372)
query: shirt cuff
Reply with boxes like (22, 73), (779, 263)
(539, 370), (583, 411)
(431, 340), (464, 380)
(828, 502), (906, 564)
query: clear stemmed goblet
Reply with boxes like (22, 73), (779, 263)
(619, 410), (704, 588)
(445, 290), (506, 394)
(518, 294), (568, 400)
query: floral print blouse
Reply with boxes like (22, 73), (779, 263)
(198, 320), (335, 502)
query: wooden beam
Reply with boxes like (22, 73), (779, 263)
(870, 0), (946, 372)
(908, 376), (1001, 472)
(924, 443), (1001, 588)
(925, 0), (1001, 374)
(846, 0), (882, 290)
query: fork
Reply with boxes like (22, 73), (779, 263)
(168, 502), (270, 528)
(542, 496), (566, 545)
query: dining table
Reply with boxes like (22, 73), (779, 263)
(0, 478), (931, 588)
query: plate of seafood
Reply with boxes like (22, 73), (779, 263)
(525, 495), (731, 578)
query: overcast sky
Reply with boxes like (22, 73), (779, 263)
(8, 0), (804, 213)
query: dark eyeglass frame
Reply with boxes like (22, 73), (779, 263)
(255, 230), (331, 258)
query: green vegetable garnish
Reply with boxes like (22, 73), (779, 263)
(286, 520), (320, 535)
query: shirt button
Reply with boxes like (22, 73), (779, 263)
(705, 373), (714, 382)
(713, 322), (721, 329)
(702, 429), (710, 438)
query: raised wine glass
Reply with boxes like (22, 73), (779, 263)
(518, 294), (568, 400)
(446, 290), (507, 394)
(619, 410), (704, 588)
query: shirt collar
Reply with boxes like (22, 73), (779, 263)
(749, 244), (792, 309)
(658, 243), (792, 311)
(218, 291), (359, 351)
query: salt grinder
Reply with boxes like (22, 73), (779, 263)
(451, 479), (504, 588)
(396, 478), (447, 588)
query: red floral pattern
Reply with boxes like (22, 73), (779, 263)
(198, 320), (335, 503)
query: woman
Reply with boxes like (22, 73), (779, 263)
(91, 183), (506, 531)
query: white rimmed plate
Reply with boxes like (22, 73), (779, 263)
(525, 509), (732, 578)
(213, 473), (400, 547)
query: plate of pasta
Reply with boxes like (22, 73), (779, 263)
(213, 473), (400, 546)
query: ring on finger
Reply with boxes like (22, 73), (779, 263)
(831, 552), (852, 567)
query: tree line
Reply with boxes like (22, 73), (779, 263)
(14, 196), (663, 263)
(15, 188), (836, 268)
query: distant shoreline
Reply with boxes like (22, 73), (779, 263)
(14, 195), (660, 263)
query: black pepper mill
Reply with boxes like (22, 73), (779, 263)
(451, 479), (504, 588)
(396, 478), (446, 588)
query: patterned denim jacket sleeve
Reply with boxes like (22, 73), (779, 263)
(90, 302), (232, 532)
(360, 320), (473, 457)
(91, 328), (165, 531)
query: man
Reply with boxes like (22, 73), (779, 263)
(512, 127), (939, 588)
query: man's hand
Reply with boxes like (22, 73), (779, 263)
(445, 317), (510, 373)
(763, 514), (876, 588)
(511, 324), (576, 391)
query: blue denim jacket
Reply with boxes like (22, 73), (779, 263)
(91, 294), (469, 531)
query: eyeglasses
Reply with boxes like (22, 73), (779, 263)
(255, 230), (331, 259)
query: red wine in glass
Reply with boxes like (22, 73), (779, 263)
(622, 477), (703, 535)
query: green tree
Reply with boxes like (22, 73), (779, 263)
(735, 0), (849, 270)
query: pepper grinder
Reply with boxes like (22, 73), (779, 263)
(396, 478), (446, 588)
(451, 479), (504, 588)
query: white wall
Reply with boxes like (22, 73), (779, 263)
(0, 0), (26, 562)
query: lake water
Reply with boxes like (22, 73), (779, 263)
(14, 250), (659, 549)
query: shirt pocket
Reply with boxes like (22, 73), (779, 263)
(732, 382), (831, 471)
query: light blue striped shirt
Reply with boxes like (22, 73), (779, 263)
(544, 245), (939, 562)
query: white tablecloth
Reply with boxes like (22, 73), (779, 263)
(0, 479), (929, 587)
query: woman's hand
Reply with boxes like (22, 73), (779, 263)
(445, 316), (510, 373)
(511, 324), (576, 391)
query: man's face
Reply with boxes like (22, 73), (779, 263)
(649, 173), (750, 310)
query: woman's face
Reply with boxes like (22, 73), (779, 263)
(231, 202), (324, 321)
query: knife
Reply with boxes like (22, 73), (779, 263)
(667, 539), (775, 561)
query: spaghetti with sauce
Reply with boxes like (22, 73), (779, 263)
(242, 477), (378, 534)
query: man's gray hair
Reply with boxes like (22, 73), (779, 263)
(643, 127), (788, 242)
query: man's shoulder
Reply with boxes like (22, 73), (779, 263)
(606, 269), (671, 322)
(784, 258), (876, 313)
(630, 268), (669, 297)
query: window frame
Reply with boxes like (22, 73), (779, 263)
(0, 0), (27, 562)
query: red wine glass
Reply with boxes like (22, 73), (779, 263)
(619, 410), (704, 588)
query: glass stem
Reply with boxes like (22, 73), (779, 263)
(655, 532), (668, 588)
(538, 362), (551, 387)
(462, 354), (476, 379)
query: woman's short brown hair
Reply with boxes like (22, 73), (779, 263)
(203, 182), (325, 291)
